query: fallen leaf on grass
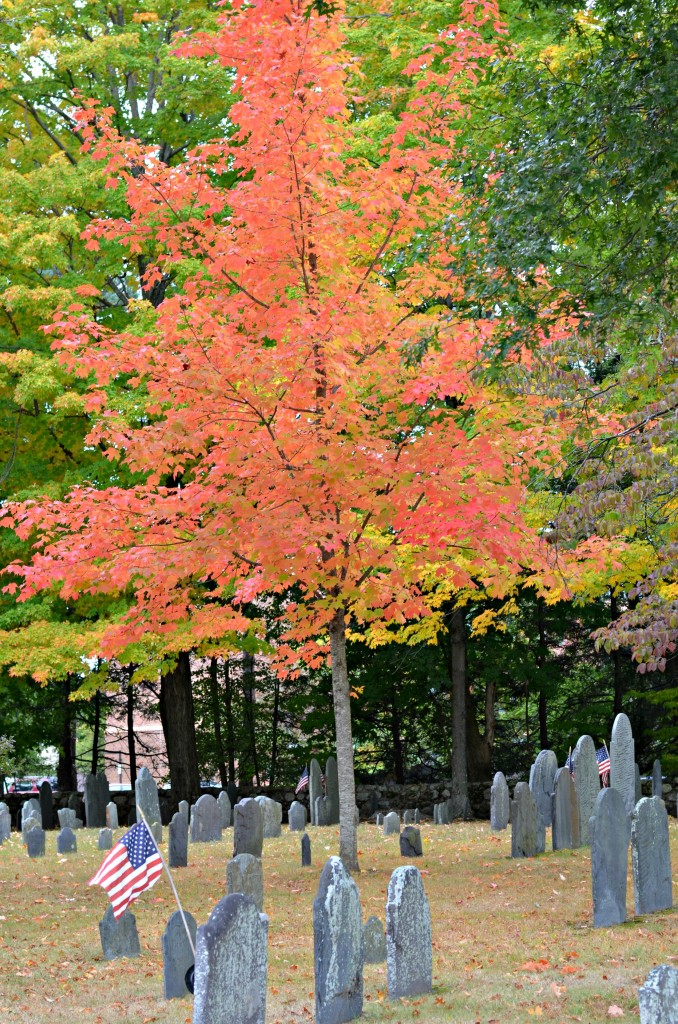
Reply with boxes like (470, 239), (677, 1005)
(518, 959), (552, 972)
(527, 1006), (543, 1016)
(608, 1006), (624, 1018)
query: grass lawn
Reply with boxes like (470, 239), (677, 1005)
(0, 819), (676, 1024)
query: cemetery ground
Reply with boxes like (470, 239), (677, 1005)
(0, 820), (676, 1024)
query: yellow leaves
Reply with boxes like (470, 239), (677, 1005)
(349, 684), (364, 698)
(132, 11), (159, 22)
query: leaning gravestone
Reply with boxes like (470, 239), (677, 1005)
(217, 791), (232, 829)
(255, 796), (282, 839)
(84, 772), (109, 828)
(26, 826), (45, 858)
(571, 735), (600, 845)
(135, 766), (161, 827)
(301, 833), (311, 867)
(309, 759), (322, 826)
(363, 916), (386, 964)
(610, 712), (636, 817)
(233, 798), (263, 859)
(552, 767), (580, 851)
(0, 802), (10, 842)
(638, 964), (678, 1024)
(162, 909), (197, 1000)
(631, 796), (673, 915)
(288, 800), (306, 832)
(386, 865), (432, 1000)
(169, 811), (188, 869)
(529, 750), (558, 827)
(313, 857), (363, 1024)
(226, 853), (263, 913)
(191, 794), (222, 843)
(590, 786), (629, 927)
(315, 795), (330, 827)
(325, 755), (340, 825)
(193, 894), (268, 1024)
(57, 826), (77, 854)
(490, 772), (510, 831)
(383, 811), (400, 836)
(400, 826), (423, 857)
(98, 828), (113, 851)
(652, 759), (663, 800)
(511, 783), (540, 859)
(106, 801), (119, 829)
(99, 905), (141, 960)
(39, 780), (53, 830)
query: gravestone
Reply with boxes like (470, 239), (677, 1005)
(0, 802), (10, 842)
(301, 833), (311, 867)
(233, 798), (263, 859)
(529, 749), (558, 827)
(414, 809), (420, 824)
(638, 964), (678, 1024)
(610, 712), (636, 817)
(571, 735), (600, 845)
(193, 894), (268, 1024)
(325, 755), (340, 825)
(386, 865), (432, 1000)
(313, 857), (363, 1024)
(26, 826), (45, 858)
(383, 811), (400, 836)
(433, 804), (440, 825)
(21, 798), (40, 828)
(22, 815), (41, 844)
(288, 800), (306, 832)
(150, 821), (162, 845)
(191, 794), (222, 843)
(399, 826), (423, 857)
(178, 800), (189, 820)
(315, 795), (330, 827)
(57, 807), (77, 830)
(226, 853), (263, 912)
(635, 763), (642, 804)
(490, 772), (510, 831)
(169, 810), (188, 869)
(162, 909), (197, 1000)
(98, 828), (113, 851)
(99, 905), (141, 960)
(255, 796), (282, 839)
(402, 810), (414, 825)
(57, 827), (77, 854)
(67, 792), (82, 814)
(552, 767), (580, 851)
(106, 801), (119, 829)
(218, 791), (232, 829)
(511, 783), (540, 859)
(631, 796), (673, 915)
(84, 772), (109, 828)
(39, 780), (53, 830)
(135, 766), (161, 827)
(652, 759), (663, 800)
(590, 786), (629, 927)
(375, 813), (384, 827)
(363, 916), (386, 964)
(309, 759), (322, 826)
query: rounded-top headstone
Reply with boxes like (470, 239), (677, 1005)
(490, 772), (510, 831)
(135, 766), (161, 826)
(590, 786), (629, 928)
(233, 798), (263, 859)
(511, 782), (541, 859)
(21, 798), (40, 828)
(26, 826), (46, 858)
(288, 800), (306, 832)
(363, 915), (386, 964)
(552, 767), (580, 851)
(383, 811), (400, 836)
(324, 755), (340, 825)
(162, 909), (197, 1000)
(301, 832), (312, 867)
(313, 857), (363, 1024)
(254, 796), (282, 839)
(610, 712), (636, 816)
(386, 865), (432, 1000)
(57, 826), (77, 854)
(218, 791), (232, 829)
(226, 852), (264, 913)
(39, 780), (53, 830)
(571, 735), (600, 845)
(631, 796), (672, 915)
(99, 905), (141, 960)
(309, 759), (322, 826)
(529, 750), (558, 827)
(191, 794), (222, 843)
(651, 759), (663, 800)
(400, 825), (423, 857)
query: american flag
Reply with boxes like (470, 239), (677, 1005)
(565, 751), (574, 777)
(89, 820), (163, 919)
(295, 766), (309, 794)
(596, 746), (611, 786)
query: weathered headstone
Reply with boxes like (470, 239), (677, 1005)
(631, 796), (673, 915)
(193, 894), (268, 1024)
(255, 796), (282, 839)
(21, 798), (40, 828)
(383, 811), (400, 836)
(233, 798), (263, 859)
(217, 791), (232, 829)
(99, 905), (141, 960)
(399, 826), (423, 857)
(84, 772), (109, 828)
(638, 964), (678, 1024)
(610, 712), (636, 817)
(511, 783), (540, 859)
(363, 916), (386, 964)
(288, 800), (306, 832)
(325, 755), (340, 825)
(98, 828), (113, 851)
(57, 807), (77, 830)
(490, 772), (510, 831)
(402, 809), (413, 825)
(386, 865), (432, 1000)
(309, 759), (322, 826)
(169, 810), (188, 869)
(552, 767), (580, 851)
(529, 749), (558, 827)
(162, 909), (197, 1000)
(106, 801), (119, 829)
(315, 794), (330, 827)
(301, 833), (311, 867)
(0, 802), (10, 842)
(135, 766), (161, 827)
(226, 853), (263, 912)
(414, 808), (420, 824)
(571, 735), (600, 845)
(22, 813), (41, 844)
(375, 813), (384, 827)
(26, 826), (45, 858)
(57, 826), (77, 854)
(652, 759), (663, 800)
(191, 794), (222, 843)
(39, 780), (53, 830)
(313, 857), (363, 1024)
(590, 786), (629, 927)
(178, 799), (189, 820)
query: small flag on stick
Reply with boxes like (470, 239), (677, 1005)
(565, 747), (574, 777)
(295, 766), (309, 794)
(89, 819), (162, 919)
(596, 746), (611, 786)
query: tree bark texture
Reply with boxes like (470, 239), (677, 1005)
(91, 689), (101, 775)
(537, 598), (548, 749)
(57, 675), (77, 791)
(241, 652), (260, 786)
(447, 605), (471, 818)
(126, 683), (137, 787)
(465, 678), (495, 782)
(159, 652), (201, 804)
(329, 608), (359, 872)
(223, 658), (236, 784)
(209, 657), (228, 789)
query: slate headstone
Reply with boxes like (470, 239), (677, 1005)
(511, 783), (540, 859)
(288, 800), (306, 832)
(21, 798), (40, 828)
(0, 802), (10, 842)
(638, 964), (678, 1024)
(217, 791), (232, 829)
(433, 804), (440, 825)
(26, 826), (45, 858)
(313, 857), (363, 1024)
(99, 905), (141, 960)
(632, 796), (673, 915)
(325, 755), (340, 825)
(162, 909), (197, 1000)
(22, 813), (41, 845)
(399, 826), (423, 857)
(552, 767), (580, 851)
(652, 759), (663, 800)
(106, 801), (119, 829)
(226, 853), (263, 912)
(57, 826), (77, 854)
(314, 795), (330, 827)
(84, 772), (109, 828)
(255, 796), (282, 839)
(98, 828), (113, 851)
(363, 915), (386, 964)
(39, 780), (53, 830)
(178, 799), (189, 820)
(57, 807), (77, 830)
(233, 798), (263, 859)
(414, 808), (420, 824)
(402, 810), (414, 826)
(529, 749), (558, 827)
(590, 786), (629, 927)
(301, 833), (311, 867)
(386, 865), (432, 1000)
(383, 811), (400, 836)
(193, 894), (268, 1024)
(191, 794), (222, 843)
(375, 813), (384, 827)
(169, 810), (188, 869)
(571, 735), (600, 845)
(135, 766), (161, 826)
(309, 759), (322, 826)
(490, 772), (510, 831)
(610, 712), (636, 817)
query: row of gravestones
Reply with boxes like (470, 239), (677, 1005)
(308, 755), (340, 826)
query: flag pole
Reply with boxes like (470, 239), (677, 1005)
(137, 807), (195, 957)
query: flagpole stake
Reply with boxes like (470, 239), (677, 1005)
(137, 807), (196, 958)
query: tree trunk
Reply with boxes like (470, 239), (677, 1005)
(270, 675), (280, 788)
(447, 605), (471, 818)
(390, 682), (405, 784)
(223, 658), (236, 784)
(126, 683), (137, 787)
(57, 675), (77, 791)
(537, 598), (548, 748)
(209, 657), (228, 789)
(241, 653), (260, 787)
(538, 693), (548, 750)
(91, 689), (101, 775)
(465, 678), (495, 782)
(159, 652), (201, 804)
(328, 608), (359, 872)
